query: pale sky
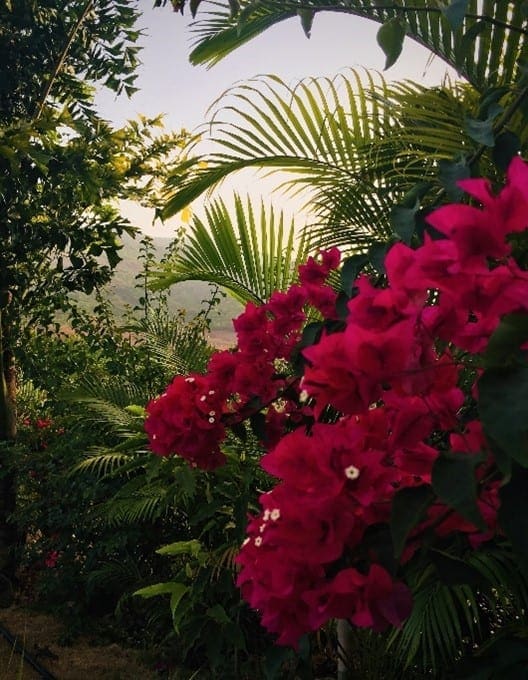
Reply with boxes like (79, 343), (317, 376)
(97, 0), (458, 236)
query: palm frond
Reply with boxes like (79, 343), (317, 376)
(131, 310), (213, 376)
(71, 448), (140, 479)
(189, 0), (528, 91)
(389, 547), (528, 673)
(163, 70), (390, 219)
(101, 479), (169, 526)
(163, 71), (507, 252)
(59, 376), (149, 437)
(153, 194), (310, 304)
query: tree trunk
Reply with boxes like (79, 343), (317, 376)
(0, 295), (18, 598)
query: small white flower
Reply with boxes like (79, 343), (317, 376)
(209, 411), (216, 416)
(185, 377), (195, 383)
(299, 390), (309, 403)
(259, 524), (266, 533)
(200, 395), (207, 402)
(345, 465), (360, 481)
(254, 537), (263, 547)
(208, 390), (215, 395)
(263, 509), (271, 521)
(208, 417), (215, 423)
(270, 508), (280, 521)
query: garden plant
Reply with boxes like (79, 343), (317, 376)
(3, 1), (528, 679)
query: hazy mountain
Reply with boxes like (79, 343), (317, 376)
(77, 234), (243, 331)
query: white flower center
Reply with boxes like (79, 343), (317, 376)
(345, 465), (360, 481)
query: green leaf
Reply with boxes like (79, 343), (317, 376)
(432, 453), (486, 529)
(297, 9), (314, 38)
(249, 411), (266, 443)
(430, 550), (486, 587)
(493, 131), (521, 173)
(189, 0), (202, 18)
(457, 20), (487, 65)
(264, 645), (295, 680)
(299, 321), (323, 349)
(363, 523), (397, 574)
(134, 581), (186, 598)
(124, 404), (146, 417)
(206, 603), (231, 624)
(442, 0), (469, 31)
(376, 18), (406, 70)
(464, 105), (502, 147)
(499, 465), (528, 556)
(156, 539), (202, 556)
(438, 158), (471, 201)
(105, 247), (121, 269)
(228, 0), (240, 18)
(478, 365), (528, 468)
(170, 584), (189, 622)
(340, 254), (369, 296)
(482, 313), (528, 368)
(391, 201), (419, 245)
(368, 242), (390, 275)
(391, 485), (434, 559)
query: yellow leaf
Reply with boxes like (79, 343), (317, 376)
(181, 206), (192, 223)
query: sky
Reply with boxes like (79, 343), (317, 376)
(97, 0), (458, 236)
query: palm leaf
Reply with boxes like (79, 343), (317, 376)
(60, 377), (148, 437)
(163, 72), (513, 252)
(163, 70), (390, 219)
(189, 0), (528, 91)
(72, 447), (142, 478)
(388, 547), (528, 673)
(130, 309), (213, 376)
(153, 194), (310, 304)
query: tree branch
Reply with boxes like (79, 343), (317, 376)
(33, 0), (94, 120)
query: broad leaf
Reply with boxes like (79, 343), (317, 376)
(377, 18), (406, 70)
(340, 254), (369, 296)
(499, 464), (528, 556)
(478, 365), (528, 468)
(438, 158), (471, 201)
(482, 313), (528, 368)
(442, 0), (470, 31)
(493, 130), (521, 172)
(156, 539), (202, 556)
(391, 485), (434, 559)
(297, 8), (315, 37)
(430, 550), (486, 587)
(391, 201), (419, 245)
(187, 0), (528, 92)
(432, 453), (486, 529)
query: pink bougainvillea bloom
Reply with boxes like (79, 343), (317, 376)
(45, 550), (59, 568)
(145, 374), (227, 469)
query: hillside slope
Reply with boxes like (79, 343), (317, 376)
(79, 234), (243, 330)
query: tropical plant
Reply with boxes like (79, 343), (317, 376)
(173, 0), (528, 94)
(12, 292), (217, 648)
(153, 2), (528, 300)
(154, 193), (311, 304)
(162, 69), (528, 251)
(0, 0), (188, 580)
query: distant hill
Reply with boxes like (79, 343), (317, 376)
(76, 234), (243, 331)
